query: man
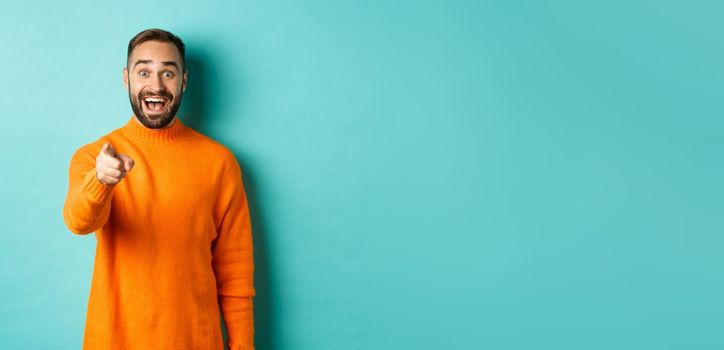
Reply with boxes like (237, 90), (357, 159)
(62, 28), (256, 350)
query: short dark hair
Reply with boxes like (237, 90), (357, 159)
(127, 28), (186, 73)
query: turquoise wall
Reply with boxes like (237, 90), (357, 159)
(1, 1), (722, 349)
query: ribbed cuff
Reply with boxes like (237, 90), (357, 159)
(82, 168), (115, 203)
(220, 295), (255, 350)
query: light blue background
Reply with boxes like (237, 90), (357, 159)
(1, 1), (722, 349)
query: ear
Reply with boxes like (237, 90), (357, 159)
(182, 70), (188, 92)
(122, 67), (129, 91)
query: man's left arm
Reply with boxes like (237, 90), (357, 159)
(212, 153), (256, 350)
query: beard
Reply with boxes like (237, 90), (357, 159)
(128, 83), (183, 129)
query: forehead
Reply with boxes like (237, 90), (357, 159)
(129, 40), (181, 66)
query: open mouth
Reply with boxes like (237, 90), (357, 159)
(142, 96), (170, 113)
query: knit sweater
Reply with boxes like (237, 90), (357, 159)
(62, 115), (256, 350)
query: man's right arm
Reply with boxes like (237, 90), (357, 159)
(62, 144), (116, 235)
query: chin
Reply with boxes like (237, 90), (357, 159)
(142, 114), (175, 129)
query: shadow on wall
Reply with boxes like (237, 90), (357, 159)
(182, 48), (276, 350)
(179, 51), (209, 133)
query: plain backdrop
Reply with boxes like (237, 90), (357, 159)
(1, 1), (723, 349)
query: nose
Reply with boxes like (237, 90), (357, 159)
(149, 73), (164, 90)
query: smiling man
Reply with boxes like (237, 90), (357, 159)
(124, 38), (184, 130)
(62, 28), (256, 350)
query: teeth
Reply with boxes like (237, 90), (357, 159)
(144, 97), (166, 102)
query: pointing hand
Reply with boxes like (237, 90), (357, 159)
(95, 142), (135, 185)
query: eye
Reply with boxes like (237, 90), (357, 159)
(163, 71), (174, 78)
(139, 71), (148, 77)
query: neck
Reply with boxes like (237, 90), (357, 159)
(121, 114), (187, 145)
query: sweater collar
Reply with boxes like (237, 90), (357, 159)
(120, 115), (188, 145)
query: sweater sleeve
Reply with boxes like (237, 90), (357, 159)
(219, 296), (255, 350)
(62, 144), (116, 235)
(212, 152), (256, 348)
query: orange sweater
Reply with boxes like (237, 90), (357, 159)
(62, 116), (256, 350)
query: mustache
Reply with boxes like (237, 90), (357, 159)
(138, 91), (173, 100)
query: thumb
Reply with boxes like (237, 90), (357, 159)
(117, 153), (135, 172)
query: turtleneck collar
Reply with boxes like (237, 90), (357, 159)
(119, 115), (189, 145)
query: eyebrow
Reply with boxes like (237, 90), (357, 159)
(133, 59), (179, 70)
